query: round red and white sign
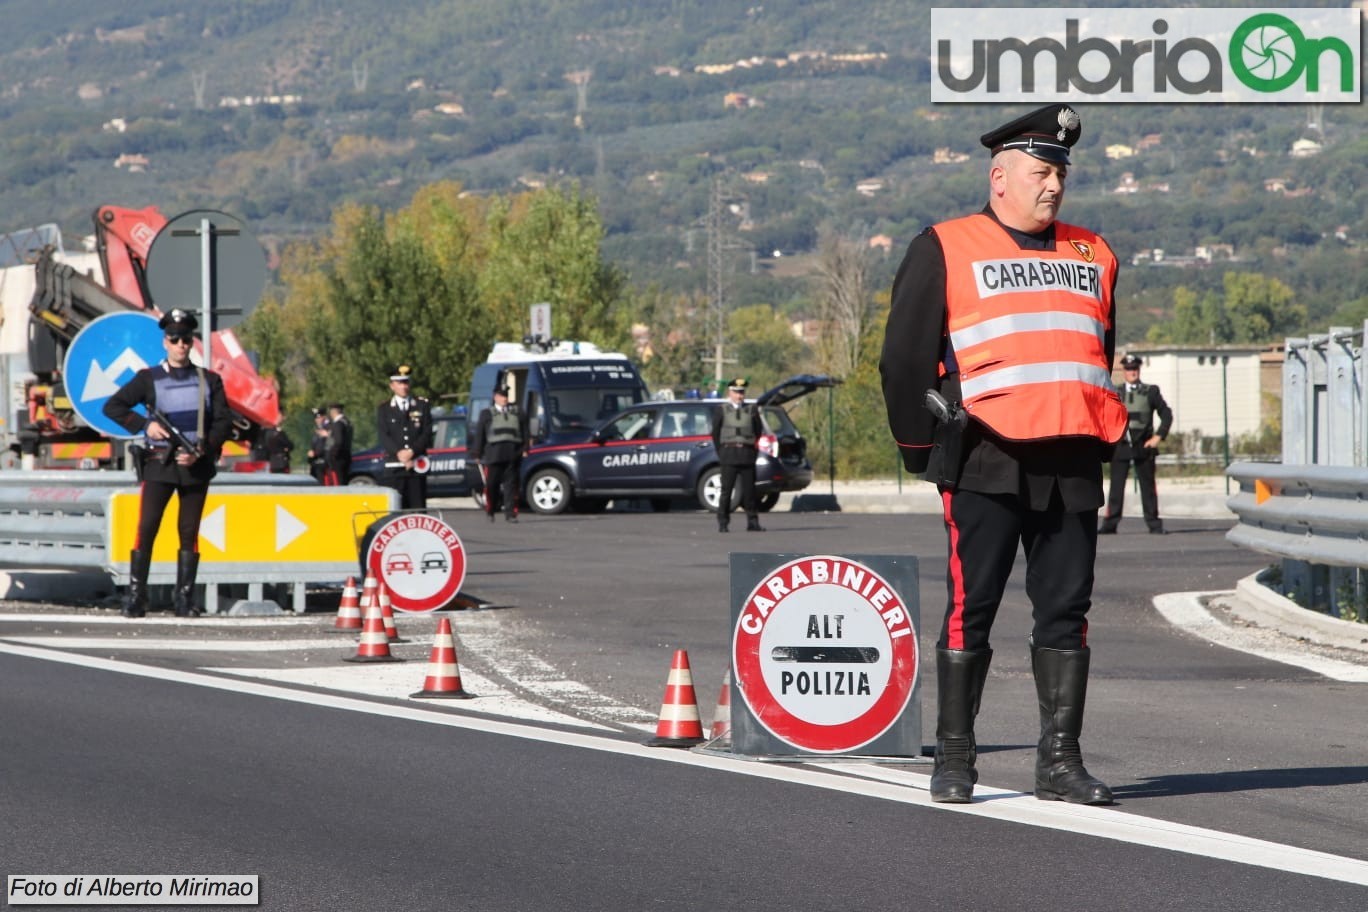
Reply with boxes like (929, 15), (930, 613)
(732, 555), (918, 753)
(365, 513), (466, 612)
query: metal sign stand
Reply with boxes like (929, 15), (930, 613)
(712, 552), (925, 763)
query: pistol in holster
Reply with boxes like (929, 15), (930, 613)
(924, 389), (968, 490)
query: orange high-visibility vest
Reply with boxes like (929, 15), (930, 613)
(935, 214), (1127, 444)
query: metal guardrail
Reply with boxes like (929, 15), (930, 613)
(1225, 461), (1368, 618)
(1226, 462), (1368, 568)
(0, 470), (355, 612)
(1223, 328), (1368, 619)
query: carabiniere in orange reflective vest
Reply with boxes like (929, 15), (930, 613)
(934, 213), (1127, 444)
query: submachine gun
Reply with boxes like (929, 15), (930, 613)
(146, 406), (204, 465)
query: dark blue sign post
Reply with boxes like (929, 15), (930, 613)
(62, 312), (164, 438)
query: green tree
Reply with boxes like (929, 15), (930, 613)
(631, 287), (710, 393)
(252, 181), (630, 443)
(1147, 272), (1303, 345)
(1223, 271), (1303, 343)
(727, 303), (807, 389)
(478, 184), (629, 349)
(1147, 286), (1227, 344)
(308, 205), (476, 431)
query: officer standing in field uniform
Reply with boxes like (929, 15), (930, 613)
(377, 364), (434, 510)
(710, 377), (765, 533)
(103, 309), (233, 617)
(306, 407), (330, 482)
(471, 385), (527, 522)
(880, 105), (1126, 806)
(262, 420), (293, 473)
(325, 402), (353, 486)
(1098, 353), (1172, 535)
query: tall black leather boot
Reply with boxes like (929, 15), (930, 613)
(1031, 643), (1113, 805)
(173, 550), (202, 617)
(717, 507), (729, 533)
(929, 648), (992, 803)
(746, 515), (764, 532)
(123, 549), (150, 618)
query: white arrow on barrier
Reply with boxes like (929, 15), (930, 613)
(80, 349), (151, 402)
(199, 505), (227, 552)
(275, 505), (306, 552)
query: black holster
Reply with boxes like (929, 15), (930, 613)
(923, 387), (967, 490)
(931, 418), (965, 490)
(129, 445), (148, 482)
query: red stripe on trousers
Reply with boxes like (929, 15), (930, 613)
(942, 489), (967, 650)
(133, 481), (146, 551)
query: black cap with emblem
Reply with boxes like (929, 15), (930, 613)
(158, 308), (198, 334)
(1120, 354), (1142, 370)
(980, 104), (1082, 165)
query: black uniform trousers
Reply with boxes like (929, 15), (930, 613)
(939, 487), (1097, 652)
(1102, 455), (1160, 532)
(483, 460), (520, 517)
(387, 470), (427, 510)
(136, 480), (210, 553)
(718, 456), (757, 518)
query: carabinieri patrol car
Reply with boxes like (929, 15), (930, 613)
(511, 375), (837, 515)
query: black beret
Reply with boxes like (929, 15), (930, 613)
(158, 308), (198, 333)
(980, 104), (1081, 165)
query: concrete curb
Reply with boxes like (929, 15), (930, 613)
(1235, 571), (1368, 655)
(779, 477), (1236, 519)
(0, 569), (116, 603)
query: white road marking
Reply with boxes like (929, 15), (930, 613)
(4, 640), (1368, 888)
(451, 611), (659, 731)
(2, 636), (352, 652)
(0, 613), (323, 627)
(208, 662), (618, 731)
(1153, 592), (1368, 682)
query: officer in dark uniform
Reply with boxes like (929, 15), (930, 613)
(306, 407), (330, 482)
(325, 402), (353, 486)
(471, 385), (527, 522)
(880, 105), (1124, 806)
(376, 364), (434, 509)
(1099, 354), (1173, 534)
(710, 377), (764, 533)
(262, 420), (293, 473)
(103, 308), (233, 617)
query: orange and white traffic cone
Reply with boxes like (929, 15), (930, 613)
(353, 573), (378, 629)
(709, 669), (732, 742)
(646, 649), (706, 748)
(332, 576), (363, 631)
(410, 617), (475, 699)
(343, 596), (402, 663)
(377, 582), (407, 643)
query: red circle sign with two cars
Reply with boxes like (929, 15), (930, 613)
(365, 514), (466, 612)
(732, 555), (918, 754)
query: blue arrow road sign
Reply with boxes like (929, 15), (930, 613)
(62, 312), (164, 438)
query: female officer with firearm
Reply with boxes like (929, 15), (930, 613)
(104, 309), (233, 618)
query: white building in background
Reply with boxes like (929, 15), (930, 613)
(1116, 346), (1272, 442)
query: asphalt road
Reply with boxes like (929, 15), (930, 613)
(4, 507), (1368, 910)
